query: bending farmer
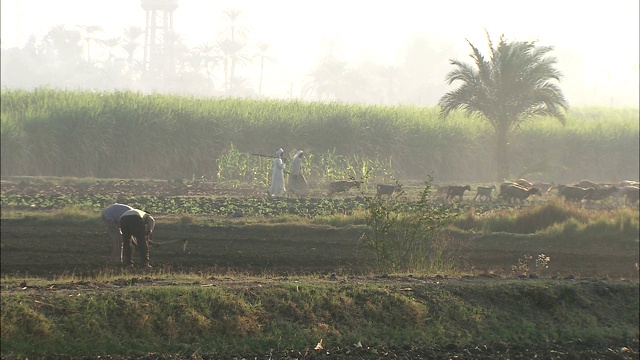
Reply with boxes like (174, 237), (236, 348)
(119, 208), (156, 267)
(101, 203), (133, 263)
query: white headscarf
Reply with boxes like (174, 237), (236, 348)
(295, 150), (304, 158)
(276, 148), (284, 157)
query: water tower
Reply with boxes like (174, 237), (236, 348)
(141, 0), (178, 71)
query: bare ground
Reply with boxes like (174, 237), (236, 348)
(1, 178), (638, 359)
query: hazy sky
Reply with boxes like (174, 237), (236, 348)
(1, 0), (638, 106)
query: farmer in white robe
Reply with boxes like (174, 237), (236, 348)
(287, 150), (307, 195)
(268, 148), (286, 197)
(101, 203), (133, 263)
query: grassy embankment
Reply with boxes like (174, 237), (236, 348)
(1, 274), (638, 358)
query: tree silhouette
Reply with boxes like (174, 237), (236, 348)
(189, 43), (223, 93)
(121, 26), (144, 72)
(216, 38), (249, 94)
(438, 31), (568, 181)
(77, 25), (104, 63)
(255, 41), (276, 97)
(41, 25), (83, 63)
(217, 9), (250, 94)
(303, 55), (348, 101)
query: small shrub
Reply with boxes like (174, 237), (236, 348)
(511, 254), (551, 277)
(359, 177), (459, 273)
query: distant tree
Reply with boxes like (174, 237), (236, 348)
(161, 30), (188, 75)
(216, 38), (248, 94)
(38, 26), (86, 87)
(189, 43), (222, 93)
(121, 26), (144, 70)
(255, 41), (276, 97)
(398, 33), (451, 105)
(377, 64), (399, 104)
(0, 44), (42, 87)
(218, 9), (249, 43)
(438, 31), (568, 181)
(101, 37), (121, 62)
(41, 25), (83, 64)
(77, 25), (104, 63)
(217, 9), (250, 94)
(302, 54), (348, 101)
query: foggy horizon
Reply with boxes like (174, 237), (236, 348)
(1, 0), (638, 107)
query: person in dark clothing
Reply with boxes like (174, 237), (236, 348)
(119, 208), (155, 267)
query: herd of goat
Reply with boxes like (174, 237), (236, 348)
(325, 178), (640, 206)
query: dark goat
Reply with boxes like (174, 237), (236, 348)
(500, 181), (519, 193)
(474, 185), (496, 202)
(327, 180), (362, 196)
(620, 186), (639, 204)
(573, 180), (600, 189)
(558, 185), (595, 203)
(375, 184), (401, 199)
(446, 185), (471, 202)
(501, 184), (541, 204)
(585, 185), (618, 201)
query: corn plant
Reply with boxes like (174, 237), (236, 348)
(216, 144), (270, 187)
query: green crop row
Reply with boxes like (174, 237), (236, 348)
(0, 193), (375, 218)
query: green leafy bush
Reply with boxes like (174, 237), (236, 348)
(360, 179), (458, 273)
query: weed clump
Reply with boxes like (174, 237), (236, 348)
(360, 178), (459, 273)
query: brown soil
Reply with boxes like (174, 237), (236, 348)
(1, 178), (638, 359)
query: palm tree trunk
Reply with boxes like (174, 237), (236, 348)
(223, 58), (229, 93)
(259, 56), (264, 97)
(495, 126), (510, 181)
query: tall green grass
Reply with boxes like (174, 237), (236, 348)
(2, 88), (638, 183)
(455, 198), (639, 239)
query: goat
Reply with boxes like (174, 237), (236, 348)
(618, 180), (639, 188)
(375, 184), (401, 199)
(515, 178), (534, 188)
(573, 180), (600, 189)
(501, 184), (541, 204)
(533, 182), (555, 196)
(558, 185), (595, 203)
(327, 180), (362, 196)
(446, 185), (471, 202)
(435, 185), (449, 196)
(585, 185), (618, 202)
(620, 186), (639, 204)
(499, 181), (520, 196)
(474, 185), (496, 202)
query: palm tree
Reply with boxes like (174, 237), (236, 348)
(41, 25), (83, 63)
(255, 42), (276, 97)
(121, 26), (144, 69)
(217, 9), (249, 95)
(216, 38), (248, 94)
(218, 9), (249, 43)
(190, 43), (222, 92)
(77, 25), (104, 63)
(438, 31), (568, 181)
(302, 55), (348, 101)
